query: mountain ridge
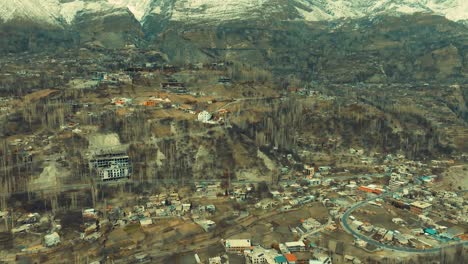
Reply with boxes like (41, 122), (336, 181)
(1, 0), (467, 27)
(1, 1), (467, 84)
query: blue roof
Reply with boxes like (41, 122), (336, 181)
(275, 255), (287, 263)
(424, 228), (437, 235)
(421, 176), (433, 181)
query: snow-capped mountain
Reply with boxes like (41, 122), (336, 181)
(139, 0), (468, 24)
(0, 0), (62, 25)
(0, 0), (130, 26)
(1, 0), (467, 27)
(292, 0), (468, 22)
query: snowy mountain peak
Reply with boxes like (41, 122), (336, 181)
(0, 0), (62, 25)
(107, 0), (154, 21)
(0, 0), (467, 26)
(292, 0), (468, 22)
(124, 0), (468, 24)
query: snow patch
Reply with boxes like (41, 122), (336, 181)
(153, 6), (162, 15)
(0, 0), (61, 25)
(107, 0), (153, 21)
(1, 0), (468, 26)
(169, 0), (269, 22)
(60, 1), (85, 24)
(296, 6), (330, 21)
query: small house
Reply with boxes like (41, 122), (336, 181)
(44, 232), (60, 247)
(198, 111), (213, 123)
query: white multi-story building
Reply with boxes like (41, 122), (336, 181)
(224, 239), (251, 253)
(90, 151), (132, 181)
(246, 246), (279, 264)
(285, 241), (306, 252)
(97, 163), (131, 181)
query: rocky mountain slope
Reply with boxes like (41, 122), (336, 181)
(1, 0), (467, 26)
(139, 0), (468, 25)
(0, 1), (467, 83)
(151, 13), (468, 82)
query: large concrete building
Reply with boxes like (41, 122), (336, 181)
(285, 241), (306, 252)
(89, 151), (132, 181)
(410, 201), (432, 214)
(224, 239), (251, 253)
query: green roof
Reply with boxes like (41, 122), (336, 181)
(424, 228), (437, 235)
(275, 255), (287, 263)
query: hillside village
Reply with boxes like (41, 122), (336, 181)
(0, 48), (467, 264)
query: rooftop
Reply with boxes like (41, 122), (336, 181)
(284, 253), (297, 262)
(424, 228), (437, 235)
(225, 239), (251, 248)
(411, 201), (432, 209)
(285, 241), (306, 248)
(274, 255), (287, 263)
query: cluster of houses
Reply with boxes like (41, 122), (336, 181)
(285, 87), (330, 99)
(81, 209), (102, 242)
(350, 216), (415, 247)
(10, 213), (42, 235)
(348, 185), (468, 250)
(13, 189), (214, 262)
(132, 193), (216, 221)
(221, 239), (332, 264)
(94, 72), (132, 85)
(107, 94), (230, 126)
(66, 192), (219, 244)
(389, 185), (468, 225)
(265, 151), (468, 252)
(0, 210), (63, 253)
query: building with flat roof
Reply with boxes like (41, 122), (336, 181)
(89, 151), (132, 181)
(97, 163), (131, 181)
(274, 255), (288, 264)
(410, 201), (432, 214)
(224, 239), (252, 253)
(246, 246), (279, 264)
(284, 253), (298, 264)
(285, 241), (306, 252)
(89, 152), (130, 169)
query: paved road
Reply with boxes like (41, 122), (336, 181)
(340, 186), (468, 253)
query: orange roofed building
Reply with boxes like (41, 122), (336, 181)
(358, 185), (384, 195)
(284, 253), (298, 264)
(142, 100), (157, 106)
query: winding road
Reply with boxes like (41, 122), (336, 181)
(340, 186), (468, 253)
